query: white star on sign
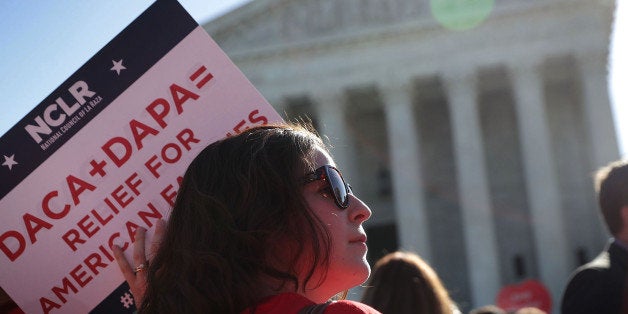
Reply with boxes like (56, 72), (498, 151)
(2, 154), (18, 170)
(110, 59), (126, 75)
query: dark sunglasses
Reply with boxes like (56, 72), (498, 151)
(304, 165), (353, 209)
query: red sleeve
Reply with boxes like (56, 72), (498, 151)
(324, 300), (381, 314)
(8, 307), (25, 314)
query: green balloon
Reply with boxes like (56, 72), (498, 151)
(431, 0), (495, 31)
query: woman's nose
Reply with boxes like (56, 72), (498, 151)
(348, 194), (372, 223)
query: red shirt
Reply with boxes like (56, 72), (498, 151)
(241, 293), (381, 314)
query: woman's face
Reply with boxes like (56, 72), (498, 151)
(301, 147), (372, 302)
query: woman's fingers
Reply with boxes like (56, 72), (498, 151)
(112, 221), (166, 309)
(113, 227), (150, 308)
(133, 227), (147, 269)
(113, 244), (135, 283)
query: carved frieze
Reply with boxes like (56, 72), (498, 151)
(208, 0), (428, 52)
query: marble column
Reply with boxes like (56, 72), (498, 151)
(577, 52), (621, 169)
(311, 90), (359, 184)
(510, 60), (570, 304)
(442, 69), (501, 308)
(380, 83), (431, 262)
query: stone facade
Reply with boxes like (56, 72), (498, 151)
(204, 0), (619, 311)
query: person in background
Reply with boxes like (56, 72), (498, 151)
(468, 305), (506, 314)
(510, 307), (546, 314)
(361, 251), (460, 314)
(469, 304), (546, 314)
(115, 123), (381, 313)
(561, 159), (628, 314)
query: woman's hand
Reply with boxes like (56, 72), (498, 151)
(113, 219), (166, 308)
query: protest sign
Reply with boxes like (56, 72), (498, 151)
(0, 1), (282, 313)
(496, 279), (552, 313)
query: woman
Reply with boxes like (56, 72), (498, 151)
(361, 251), (459, 314)
(0, 287), (24, 314)
(115, 123), (380, 313)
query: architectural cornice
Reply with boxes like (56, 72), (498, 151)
(203, 0), (613, 62)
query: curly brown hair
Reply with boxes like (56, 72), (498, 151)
(140, 123), (334, 313)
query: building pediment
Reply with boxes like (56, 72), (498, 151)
(203, 0), (432, 53)
(202, 0), (599, 56)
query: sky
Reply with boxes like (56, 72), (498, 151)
(0, 0), (627, 158)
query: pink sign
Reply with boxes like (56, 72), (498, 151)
(0, 2), (282, 313)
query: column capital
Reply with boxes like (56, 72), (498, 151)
(309, 88), (347, 109)
(507, 56), (545, 77)
(377, 77), (415, 95)
(441, 66), (477, 83)
(440, 68), (478, 102)
(377, 81), (415, 112)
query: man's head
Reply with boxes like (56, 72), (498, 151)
(595, 160), (628, 237)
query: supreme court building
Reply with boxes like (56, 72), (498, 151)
(203, 0), (620, 310)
